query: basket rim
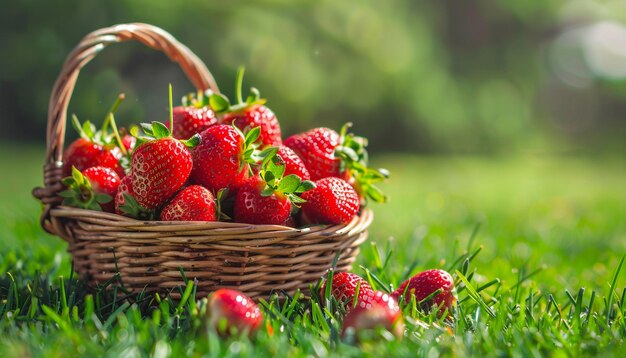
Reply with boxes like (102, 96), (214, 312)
(50, 205), (373, 232)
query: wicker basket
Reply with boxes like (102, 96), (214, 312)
(32, 23), (372, 300)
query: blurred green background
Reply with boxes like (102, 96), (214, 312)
(2, 0), (626, 154)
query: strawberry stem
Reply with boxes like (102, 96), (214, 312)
(235, 67), (245, 104)
(108, 113), (128, 157)
(168, 84), (174, 133)
(102, 93), (126, 134)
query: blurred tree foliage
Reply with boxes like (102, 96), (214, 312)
(1, 0), (623, 153)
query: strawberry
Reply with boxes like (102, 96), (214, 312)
(277, 145), (310, 181)
(127, 85), (200, 211)
(207, 289), (263, 335)
(63, 94), (129, 178)
(284, 127), (340, 181)
(342, 291), (404, 338)
(160, 185), (217, 222)
(63, 138), (124, 178)
(121, 134), (137, 153)
(130, 126), (197, 210)
(59, 166), (120, 212)
(321, 272), (373, 305)
(284, 124), (389, 203)
(167, 92), (219, 140)
(190, 124), (266, 194)
(301, 177), (360, 225)
(210, 68), (282, 148)
(233, 150), (315, 225)
(392, 269), (456, 315)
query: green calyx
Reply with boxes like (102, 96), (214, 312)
(181, 89), (213, 109)
(258, 148), (316, 207)
(208, 67), (266, 115)
(130, 85), (201, 149)
(335, 122), (390, 204)
(234, 125), (266, 174)
(58, 166), (111, 211)
(71, 93), (127, 150)
(119, 193), (156, 220)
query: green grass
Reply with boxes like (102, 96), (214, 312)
(1, 143), (626, 357)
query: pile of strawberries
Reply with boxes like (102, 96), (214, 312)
(60, 69), (387, 226)
(205, 269), (456, 338)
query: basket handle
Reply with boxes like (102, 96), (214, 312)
(33, 23), (220, 234)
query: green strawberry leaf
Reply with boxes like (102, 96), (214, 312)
(245, 126), (261, 147)
(58, 190), (76, 198)
(82, 121), (96, 141)
(259, 147), (279, 167)
(95, 194), (113, 204)
(261, 186), (275, 197)
(181, 133), (202, 149)
(263, 171), (276, 186)
(140, 123), (154, 136)
(209, 93), (230, 113)
(278, 174), (301, 194)
(246, 87), (261, 104)
(151, 121), (170, 139)
(295, 180), (316, 194)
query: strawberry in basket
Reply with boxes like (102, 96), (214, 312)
(233, 148), (315, 225)
(190, 124), (268, 194)
(118, 85), (200, 215)
(167, 91), (219, 140)
(60, 166), (120, 213)
(63, 95), (129, 178)
(209, 68), (282, 148)
(285, 123), (388, 204)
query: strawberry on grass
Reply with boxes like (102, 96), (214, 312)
(320, 271), (373, 306)
(233, 148), (315, 225)
(206, 288), (263, 336)
(210, 67), (282, 148)
(392, 269), (457, 317)
(342, 290), (404, 339)
(59, 166), (120, 213)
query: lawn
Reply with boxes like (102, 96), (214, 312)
(1, 143), (625, 356)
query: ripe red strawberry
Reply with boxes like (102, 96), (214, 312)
(161, 185), (217, 221)
(121, 134), (137, 153)
(130, 124), (197, 210)
(127, 86), (200, 211)
(167, 92), (219, 140)
(342, 291), (404, 338)
(301, 177), (360, 225)
(59, 166), (120, 212)
(276, 146), (310, 181)
(283, 127), (340, 181)
(207, 289), (263, 335)
(191, 124), (265, 194)
(211, 68), (282, 148)
(321, 272), (373, 305)
(392, 269), (456, 315)
(233, 151), (314, 225)
(63, 95), (130, 178)
(285, 124), (389, 203)
(63, 138), (124, 178)
(233, 175), (291, 225)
